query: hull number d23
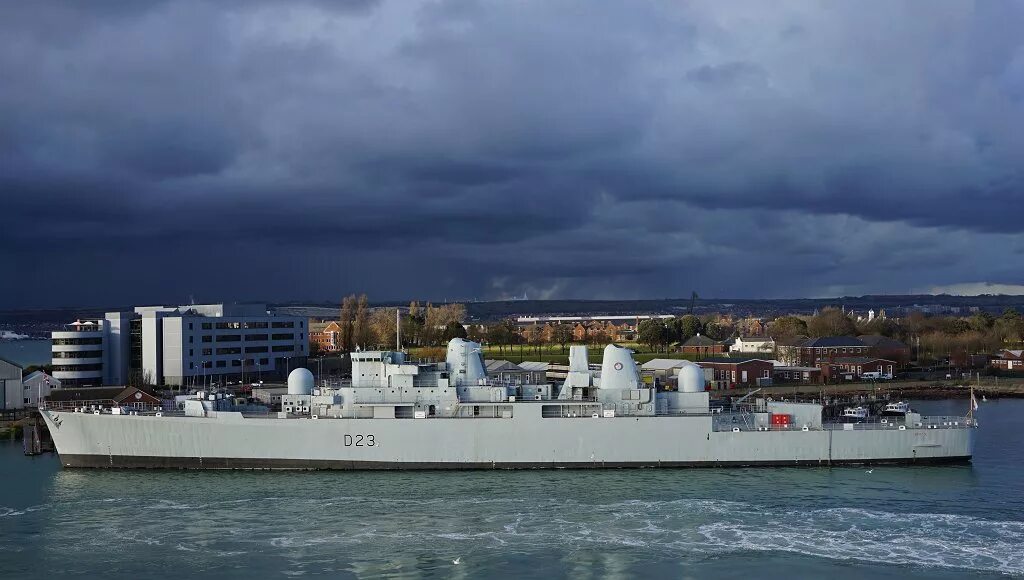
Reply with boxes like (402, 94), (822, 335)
(343, 434), (376, 447)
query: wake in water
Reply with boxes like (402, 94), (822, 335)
(5, 494), (1021, 576)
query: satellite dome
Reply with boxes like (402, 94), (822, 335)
(287, 368), (314, 395)
(678, 364), (705, 393)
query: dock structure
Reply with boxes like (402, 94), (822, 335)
(22, 414), (54, 456)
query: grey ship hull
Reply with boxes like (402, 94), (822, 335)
(40, 408), (974, 470)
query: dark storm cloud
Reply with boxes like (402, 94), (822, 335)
(2, 0), (1024, 308)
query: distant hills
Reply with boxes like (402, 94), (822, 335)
(5, 294), (1024, 328)
(277, 294), (1024, 322)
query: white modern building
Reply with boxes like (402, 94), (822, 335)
(51, 304), (308, 388)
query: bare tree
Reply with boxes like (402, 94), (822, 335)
(353, 294), (372, 348)
(552, 324), (573, 353)
(339, 296), (355, 351)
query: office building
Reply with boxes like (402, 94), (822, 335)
(52, 303), (308, 387)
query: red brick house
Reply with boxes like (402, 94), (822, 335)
(698, 358), (773, 389)
(772, 366), (824, 384)
(858, 335), (911, 366)
(310, 321), (341, 352)
(991, 350), (1024, 371)
(798, 337), (869, 366)
(679, 334), (727, 357)
(823, 357), (896, 381)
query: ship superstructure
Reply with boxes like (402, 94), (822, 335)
(40, 339), (976, 469)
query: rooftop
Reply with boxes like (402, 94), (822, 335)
(484, 359), (523, 373)
(857, 335), (908, 349)
(682, 334), (721, 347)
(640, 358), (692, 371)
(697, 357), (773, 365)
(802, 336), (865, 348)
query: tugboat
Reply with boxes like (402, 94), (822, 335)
(841, 406), (869, 423)
(881, 401), (911, 417)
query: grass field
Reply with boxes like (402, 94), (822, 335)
(409, 343), (700, 365)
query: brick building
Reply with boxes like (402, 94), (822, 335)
(697, 358), (773, 389)
(772, 366), (823, 384)
(991, 350), (1024, 371)
(679, 334), (727, 357)
(798, 336), (870, 366)
(310, 321), (342, 353)
(858, 335), (911, 366)
(824, 357), (896, 380)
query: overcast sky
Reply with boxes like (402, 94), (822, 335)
(2, 0), (1023, 309)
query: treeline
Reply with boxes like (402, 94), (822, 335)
(634, 315), (724, 351)
(326, 297), (1024, 363)
(332, 296), (469, 351)
(776, 306), (1024, 362)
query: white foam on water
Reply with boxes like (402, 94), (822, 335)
(695, 506), (1024, 576)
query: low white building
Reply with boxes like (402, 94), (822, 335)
(22, 371), (60, 408)
(730, 336), (776, 354)
(640, 358), (695, 385)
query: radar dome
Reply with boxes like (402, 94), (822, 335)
(678, 364), (705, 393)
(599, 344), (640, 390)
(446, 338), (486, 386)
(287, 368), (314, 395)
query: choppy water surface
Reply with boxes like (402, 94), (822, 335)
(2, 399), (1022, 579)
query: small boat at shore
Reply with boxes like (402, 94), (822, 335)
(881, 401), (911, 417)
(842, 406), (869, 423)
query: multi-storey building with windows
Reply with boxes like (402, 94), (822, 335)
(51, 304), (307, 388)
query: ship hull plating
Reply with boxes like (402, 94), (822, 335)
(41, 409), (975, 470)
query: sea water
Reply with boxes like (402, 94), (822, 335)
(0, 339), (52, 368)
(1, 399), (1021, 579)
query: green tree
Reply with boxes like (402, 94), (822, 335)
(859, 317), (899, 338)
(947, 318), (971, 335)
(703, 321), (726, 340)
(770, 316), (807, 339)
(807, 307), (857, 337)
(442, 321), (468, 341)
(678, 314), (703, 339)
(637, 319), (669, 352)
(969, 312), (995, 332)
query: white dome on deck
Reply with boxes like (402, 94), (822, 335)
(678, 364), (705, 393)
(287, 368), (314, 395)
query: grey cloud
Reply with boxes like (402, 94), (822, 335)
(2, 0), (1023, 308)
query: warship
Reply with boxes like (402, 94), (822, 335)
(40, 339), (976, 469)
